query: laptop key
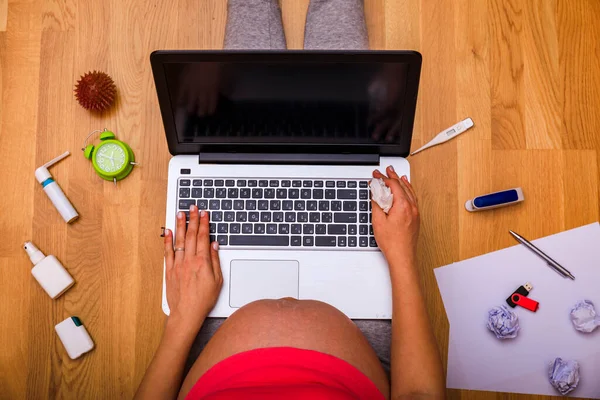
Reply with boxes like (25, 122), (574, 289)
(337, 189), (357, 199)
(248, 180), (258, 187)
(347, 181), (357, 188)
(369, 237), (378, 247)
(234, 200), (244, 210)
(225, 180), (235, 187)
(303, 180), (313, 188)
(203, 188), (214, 198)
(179, 188), (190, 198)
(269, 180), (279, 187)
(292, 180), (302, 187)
(230, 235), (290, 246)
(281, 180), (291, 187)
(192, 188), (203, 198)
(307, 201), (317, 211)
(204, 179), (214, 186)
(303, 224), (315, 234)
(258, 200), (269, 210)
(180, 179), (191, 186)
(179, 200), (195, 210)
(316, 224), (326, 234)
(314, 181), (324, 187)
(191, 179), (202, 186)
(261, 212), (271, 222)
(246, 200), (257, 210)
(318, 201), (329, 211)
(348, 237), (357, 247)
(259, 180), (268, 187)
(242, 223), (252, 234)
(334, 213), (357, 223)
(209, 223), (216, 233)
(359, 201), (368, 211)
(285, 212), (296, 222)
(303, 236), (314, 246)
(283, 201), (293, 210)
(270, 200), (281, 210)
(336, 181), (346, 188)
(359, 225), (368, 235)
(316, 236), (336, 247)
(254, 224), (266, 234)
(331, 201), (342, 211)
(197, 199), (208, 210)
(343, 201), (357, 211)
(369, 225), (374, 235)
(279, 224), (290, 234)
(328, 224), (347, 235)
(289, 189), (299, 199)
(359, 237), (368, 247)
(359, 213), (368, 223)
(240, 188), (251, 198)
(264, 189), (275, 199)
(209, 200), (220, 210)
(309, 212), (320, 223)
(228, 188), (239, 198)
(236, 212), (247, 222)
(294, 200), (305, 211)
(322, 212), (333, 223)
(217, 236), (228, 246)
(312, 189), (323, 199)
(252, 188), (263, 198)
(210, 235), (216, 243)
(359, 190), (369, 200)
(224, 211), (235, 222)
(291, 224), (302, 234)
(212, 211), (223, 222)
(325, 189), (335, 199)
(222, 200), (232, 210)
(236, 180), (247, 187)
(338, 236), (347, 247)
(230, 223), (241, 234)
(218, 223), (228, 233)
(215, 180), (224, 187)
(297, 212), (308, 222)
(249, 212), (260, 222)
(273, 212), (284, 222)
(348, 225), (357, 235)
(359, 181), (369, 188)
(301, 189), (311, 199)
(326, 181), (335, 188)
(267, 224), (277, 234)
(291, 236), (301, 246)
(276, 189), (287, 199)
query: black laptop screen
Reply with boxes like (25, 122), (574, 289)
(163, 61), (412, 147)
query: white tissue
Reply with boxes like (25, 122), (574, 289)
(370, 178), (394, 214)
(570, 299), (600, 333)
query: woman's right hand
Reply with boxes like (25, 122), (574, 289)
(371, 166), (420, 265)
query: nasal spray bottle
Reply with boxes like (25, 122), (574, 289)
(35, 151), (79, 223)
(23, 241), (75, 299)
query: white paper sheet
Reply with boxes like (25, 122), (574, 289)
(435, 223), (600, 398)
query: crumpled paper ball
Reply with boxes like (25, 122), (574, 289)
(548, 358), (580, 395)
(486, 305), (520, 339)
(370, 178), (393, 214)
(570, 299), (600, 333)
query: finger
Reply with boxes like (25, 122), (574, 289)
(185, 204), (199, 255)
(164, 229), (175, 272)
(372, 169), (387, 179)
(398, 175), (417, 205)
(174, 211), (187, 263)
(196, 209), (211, 257)
(372, 169), (409, 206)
(210, 241), (222, 281)
(386, 165), (400, 180)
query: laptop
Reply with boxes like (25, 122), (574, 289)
(151, 50), (422, 319)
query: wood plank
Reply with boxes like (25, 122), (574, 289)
(0, 0), (7, 31)
(42, 0), (76, 31)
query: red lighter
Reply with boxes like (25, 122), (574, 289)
(511, 293), (539, 312)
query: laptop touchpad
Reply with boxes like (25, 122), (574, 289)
(230, 260), (299, 308)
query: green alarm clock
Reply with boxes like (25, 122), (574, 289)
(82, 129), (137, 184)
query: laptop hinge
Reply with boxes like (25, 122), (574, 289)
(198, 152), (379, 165)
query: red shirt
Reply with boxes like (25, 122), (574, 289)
(185, 347), (385, 400)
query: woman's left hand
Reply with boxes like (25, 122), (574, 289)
(163, 205), (223, 337)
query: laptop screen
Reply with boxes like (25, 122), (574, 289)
(152, 52), (421, 157)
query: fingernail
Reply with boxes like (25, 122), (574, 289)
(388, 165), (395, 172)
(200, 210), (206, 218)
(212, 242), (219, 250)
(190, 204), (197, 211)
(402, 175), (407, 180)
(177, 211), (184, 219)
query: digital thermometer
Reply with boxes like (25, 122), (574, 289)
(410, 118), (474, 155)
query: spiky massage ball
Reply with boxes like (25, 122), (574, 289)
(74, 71), (117, 112)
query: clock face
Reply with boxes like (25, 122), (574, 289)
(95, 142), (127, 174)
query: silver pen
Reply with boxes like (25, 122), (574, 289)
(509, 230), (575, 280)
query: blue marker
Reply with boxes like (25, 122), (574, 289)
(465, 188), (524, 212)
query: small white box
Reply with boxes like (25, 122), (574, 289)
(55, 317), (94, 359)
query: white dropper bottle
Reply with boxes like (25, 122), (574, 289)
(24, 241), (75, 299)
(35, 151), (79, 223)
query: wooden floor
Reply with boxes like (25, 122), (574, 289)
(1, 0), (599, 399)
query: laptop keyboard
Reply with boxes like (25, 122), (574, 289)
(177, 178), (377, 249)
